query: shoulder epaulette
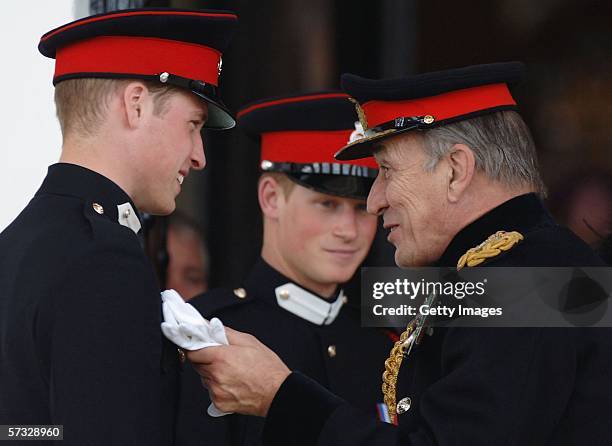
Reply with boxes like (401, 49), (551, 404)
(457, 230), (523, 270)
(189, 286), (253, 318)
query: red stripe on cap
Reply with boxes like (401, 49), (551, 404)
(262, 130), (378, 168)
(41, 10), (238, 42)
(54, 36), (221, 85)
(362, 83), (516, 128)
(237, 93), (349, 119)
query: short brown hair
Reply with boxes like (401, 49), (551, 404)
(54, 78), (181, 138)
(259, 172), (296, 199)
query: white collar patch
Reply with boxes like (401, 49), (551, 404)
(117, 202), (141, 234)
(275, 283), (346, 325)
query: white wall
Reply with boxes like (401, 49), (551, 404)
(0, 1), (87, 231)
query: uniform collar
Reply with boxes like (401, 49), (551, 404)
(36, 163), (142, 234)
(245, 258), (346, 325)
(436, 193), (554, 267)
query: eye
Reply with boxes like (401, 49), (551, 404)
(318, 200), (337, 210)
(378, 165), (391, 179)
(190, 120), (204, 131)
(355, 203), (368, 213)
(186, 274), (205, 286)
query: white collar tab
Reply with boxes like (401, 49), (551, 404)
(117, 202), (141, 234)
(275, 283), (346, 325)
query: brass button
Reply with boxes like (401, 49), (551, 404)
(396, 396), (411, 414)
(233, 288), (247, 299)
(177, 348), (186, 364)
(279, 289), (290, 300)
(423, 115), (435, 124)
(92, 203), (104, 214)
(327, 345), (337, 358)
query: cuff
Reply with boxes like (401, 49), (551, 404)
(263, 371), (346, 446)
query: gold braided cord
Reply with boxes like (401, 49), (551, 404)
(382, 320), (415, 423)
(381, 231), (523, 423)
(457, 230), (524, 270)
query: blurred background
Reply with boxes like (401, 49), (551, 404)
(2, 0), (610, 297)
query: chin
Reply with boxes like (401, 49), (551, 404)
(395, 248), (415, 268)
(144, 201), (176, 216)
(321, 266), (355, 285)
(396, 247), (435, 267)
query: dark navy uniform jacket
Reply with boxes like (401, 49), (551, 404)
(0, 163), (180, 445)
(176, 259), (393, 446)
(261, 194), (612, 446)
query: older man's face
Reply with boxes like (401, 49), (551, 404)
(367, 133), (452, 266)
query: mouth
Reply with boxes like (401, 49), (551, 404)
(384, 222), (400, 243)
(324, 249), (359, 259)
(177, 170), (188, 185)
(384, 223), (399, 233)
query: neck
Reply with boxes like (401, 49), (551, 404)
(59, 134), (134, 200)
(452, 176), (535, 237)
(261, 235), (337, 299)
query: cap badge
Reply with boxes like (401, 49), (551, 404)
(348, 121), (366, 144)
(349, 98), (369, 132)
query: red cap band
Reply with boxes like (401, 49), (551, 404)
(54, 36), (221, 85)
(362, 83), (516, 128)
(261, 130), (378, 168)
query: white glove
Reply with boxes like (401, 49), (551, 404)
(161, 289), (228, 348)
(160, 289), (231, 417)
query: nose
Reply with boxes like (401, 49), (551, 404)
(333, 207), (358, 242)
(191, 135), (206, 170)
(367, 173), (388, 216)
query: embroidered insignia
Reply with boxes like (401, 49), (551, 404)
(348, 121), (365, 144)
(457, 230), (524, 270)
(349, 97), (369, 132)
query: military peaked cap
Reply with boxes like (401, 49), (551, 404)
(238, 92), (378, 200)
(39, 8), (238, 129)
(335, 62), (525, 160)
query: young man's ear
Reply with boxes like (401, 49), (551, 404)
(122, 81), (150, 129)
(446, 143), (476, 203)
(258, 175), (285, 219)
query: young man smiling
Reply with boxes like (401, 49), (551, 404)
(0, 9), (237, 445)
(177, 92), (393, 446)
